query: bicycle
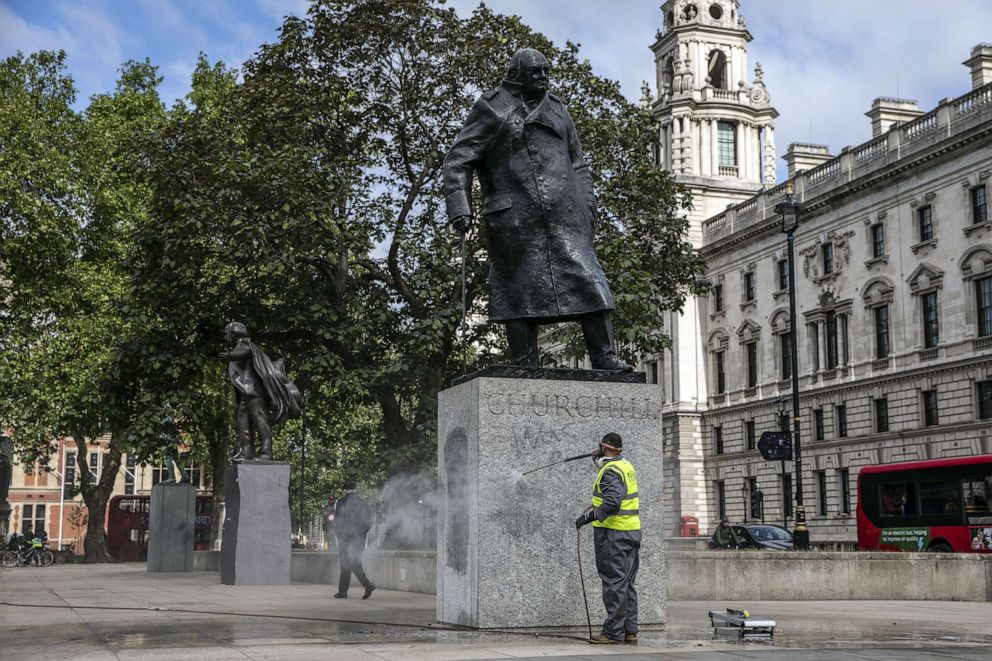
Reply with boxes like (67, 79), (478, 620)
(2, 541), (54, 568)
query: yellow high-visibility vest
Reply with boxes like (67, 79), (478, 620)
(591, 458), (641, 531)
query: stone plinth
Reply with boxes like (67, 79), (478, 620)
(437, 375), (665, 628)
(221, 462), (291, 585)
(147, 483), (196, 572)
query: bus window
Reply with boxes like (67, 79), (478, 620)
(117, 498), (137, 512)
(919, 479), (961, 515)
(965, 476), (992, 524)
(879, 483), (914, 516)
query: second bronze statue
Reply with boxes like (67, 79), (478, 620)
(220, 322), (302, 461)
(443, 48), (631, 371)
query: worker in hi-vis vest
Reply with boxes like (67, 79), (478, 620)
(575, 432), (641, 645)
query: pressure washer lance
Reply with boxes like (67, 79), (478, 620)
(521, 451), (597, 476)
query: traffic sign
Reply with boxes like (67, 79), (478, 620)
(758, 431), (793, 461)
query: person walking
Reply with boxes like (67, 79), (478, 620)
(575, 433), (640, 645)
(333, 480), (375, 599)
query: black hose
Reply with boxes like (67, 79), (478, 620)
(576, 527), (593, 640)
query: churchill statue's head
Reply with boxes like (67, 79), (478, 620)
(506, 48), (549, 101)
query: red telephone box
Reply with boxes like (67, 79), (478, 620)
(680, 515), (699, 537)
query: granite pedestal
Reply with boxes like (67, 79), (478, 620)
(437, 370), (665, 628)
(147, 483), (196, 572)
(221, 462), (291, 585)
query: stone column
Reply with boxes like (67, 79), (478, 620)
(711, 119), (720, 174)
(699, 119), (710, 176)
(763, 125), (777, 184)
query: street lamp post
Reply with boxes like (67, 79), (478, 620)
(776, 397), (788, 529)
(775, 182), (810, 550)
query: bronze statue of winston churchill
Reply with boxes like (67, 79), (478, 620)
(443, 48), (631, 371)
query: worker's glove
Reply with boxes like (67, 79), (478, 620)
(575, 507), (596, 529)
(451, 216), (471, 234)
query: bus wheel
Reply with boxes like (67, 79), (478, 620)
(930, 541), (952, 553)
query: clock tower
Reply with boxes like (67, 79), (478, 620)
(649, 0), (778, 534)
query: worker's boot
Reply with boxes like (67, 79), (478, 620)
(504, 319), (540, 367)
(581, 312), (633, 372)
(624, 633), (638, 645)
(588, 633), (622, 645)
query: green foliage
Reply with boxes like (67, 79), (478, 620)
(2, 1), (706, 535)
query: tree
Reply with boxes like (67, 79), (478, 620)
(0, 53), (167, 561)
(133, 1), (704, 482)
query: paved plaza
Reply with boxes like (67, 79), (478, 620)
(1, 563), (992, 659)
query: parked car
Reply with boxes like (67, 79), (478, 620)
(738, 524), (794, 550)
(709, 524), (794, 550)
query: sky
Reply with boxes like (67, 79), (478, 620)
(2, 0), (991, 182)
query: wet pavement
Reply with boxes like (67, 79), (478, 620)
(1, 563), (991, 659)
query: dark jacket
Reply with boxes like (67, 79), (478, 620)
(334, 492), (373, 540)
(442, 82), (615, 322)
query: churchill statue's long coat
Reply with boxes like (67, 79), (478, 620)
(443, 82), (615, 322)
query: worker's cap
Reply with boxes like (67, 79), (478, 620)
(600, 432), (622, 450)
(720, 516), (729, 523)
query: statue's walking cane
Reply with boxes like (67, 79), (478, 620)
(460, 230), (468, 375)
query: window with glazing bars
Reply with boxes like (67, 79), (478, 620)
(874, 305), (890, 358)
(777, 259), (789, 290)
(716, 481), (726, 518)
(973, 186), (988, 224)
(717, 121), (736, 166)
(918, 206), (934, 242)
(923, 389), (939, 427)
(822, 243), (834, 274)
(744, 271), (755, 301)
(817, 471), (828, 515)
(840, 468), (851, 514)
(826, 312), (839, 368)
(746, 420), (756, 450)
(715, 351), (726, 393)
(714, 426), (724, 454)
(745, 342), (757, 387)
(714, 284), (724, 312)
(871, 223), (885, 258)
(814, 408), (824, 440)
(979, 381), (992, 420)
(922, 291), (939, 348)
(977, 276), (992, 337)
(780, 333), (792, 380)
(875, 397), (889, 432)
(836, 404), (848, 437)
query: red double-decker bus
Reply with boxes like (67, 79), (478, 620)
(106, 494), (214, 561)
(857, 455), (992, 552)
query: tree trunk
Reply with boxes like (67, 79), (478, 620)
(73, 430), (123, 563)
(208, 426), (227, 547)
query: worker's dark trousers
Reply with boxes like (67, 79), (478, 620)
(337, 536), (372, 592)
(593, 527), (641, 640)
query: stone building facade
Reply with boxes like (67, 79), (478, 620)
(647, 1), (992, 543)
(5, 436), (208, 551)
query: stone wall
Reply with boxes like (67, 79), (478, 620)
(666, 550), (992, 601)
(196, 549), (992, 601)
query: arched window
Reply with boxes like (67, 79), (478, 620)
(707, 49), (727, 89)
